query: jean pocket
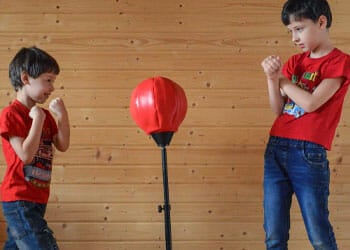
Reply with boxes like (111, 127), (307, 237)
(302, 143), (328, 168)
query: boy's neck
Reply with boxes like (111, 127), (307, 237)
(16, 91), (35, 109)
(309, 40), (334, 58)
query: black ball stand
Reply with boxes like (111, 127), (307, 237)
(151, 132), (174, 250)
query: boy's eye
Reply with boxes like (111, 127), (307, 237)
(46, 79), (54, 85)
(293, 26), (304, 32)
(287, 26), (304, 34)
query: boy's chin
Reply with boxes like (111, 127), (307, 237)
(34, 98), (47, 104)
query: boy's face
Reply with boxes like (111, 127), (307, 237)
(286, 15), (327, 53)
(23, 72), (56, 104)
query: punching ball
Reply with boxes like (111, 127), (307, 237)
(130, 76), (187, 146)
(130, 76), (188, 250)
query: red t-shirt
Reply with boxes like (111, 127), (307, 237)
(0, 100), (58, 203)
(270, 48), (350, 150)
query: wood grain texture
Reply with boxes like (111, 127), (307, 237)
(0, 0), (349, 249)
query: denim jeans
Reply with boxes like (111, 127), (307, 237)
(2, 200), (59, 250)
(263, 136), (337, 250)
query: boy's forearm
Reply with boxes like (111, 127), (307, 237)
(261, 55), (285, 115)
(267, 78), (285, 115)
(55, 114), (70, 152)
(19, 118), (45, 163)
(279, 79), (313, 112)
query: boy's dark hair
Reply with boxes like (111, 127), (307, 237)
(281, 0), (332, 28)
(9, 47), (60, 91)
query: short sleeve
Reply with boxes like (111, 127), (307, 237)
(322, 53), (350, 85)
(282, 53), (302, 81)
(0, 108), (27, 139)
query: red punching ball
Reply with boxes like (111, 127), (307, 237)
(130, 76), (187, 135)
(130, 76), (187, 249)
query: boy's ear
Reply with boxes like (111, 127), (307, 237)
(319, 15), (328, 28)
(20, 72), (29, 85)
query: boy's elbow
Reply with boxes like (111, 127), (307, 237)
(57, 143), (69, 152)
(304, 107), (316, 113)
(54, 134), (70, 152)
(273, 109), (283, 116)
(303, 102), (319, 113)
(21, 155), (34, 165)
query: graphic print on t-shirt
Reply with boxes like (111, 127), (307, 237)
(24, 138), (54, 188)
(282, 71), (318, 118)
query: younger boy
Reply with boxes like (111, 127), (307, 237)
(0, 47), (70, 249)
(261, 0), (350, 249)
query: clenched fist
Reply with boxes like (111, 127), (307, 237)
(261, 55), (282, 81)
(29, 105), (46, 121)
(49, 97), (68, 119)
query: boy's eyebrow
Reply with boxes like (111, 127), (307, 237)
(286, 26), (293, 32)
(41, 73), (57, 79)
(287, 22), (304, 29)
(42, 72), (57, 76)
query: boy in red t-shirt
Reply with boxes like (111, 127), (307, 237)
(261, 0), (350, 249)
(0, 47), (70, 249)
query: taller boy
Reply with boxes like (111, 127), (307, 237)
(0, 47), (70, 249)
(261, 0), (350, 249)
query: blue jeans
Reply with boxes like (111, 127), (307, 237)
(2, 201), (59, 250)
(263, 136), (337, 250)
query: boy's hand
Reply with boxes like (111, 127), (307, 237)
(261, 55), (282, 81)
(29, 106), (46, 121)
(49, 97), (68, 119)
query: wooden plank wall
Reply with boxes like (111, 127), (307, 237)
(0, 0), (349, 249)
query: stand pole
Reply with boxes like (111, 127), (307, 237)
(159, 146), (172, 250)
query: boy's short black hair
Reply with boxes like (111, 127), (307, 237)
(281, 0), (332, 28)
(9, 47), (60, 91)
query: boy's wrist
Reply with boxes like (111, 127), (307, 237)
(56, 112), (68, 121)
(32, 115), (45, 124)
(267, 76), (279, 83)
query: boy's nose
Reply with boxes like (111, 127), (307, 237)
(292, 33), (299, 43)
